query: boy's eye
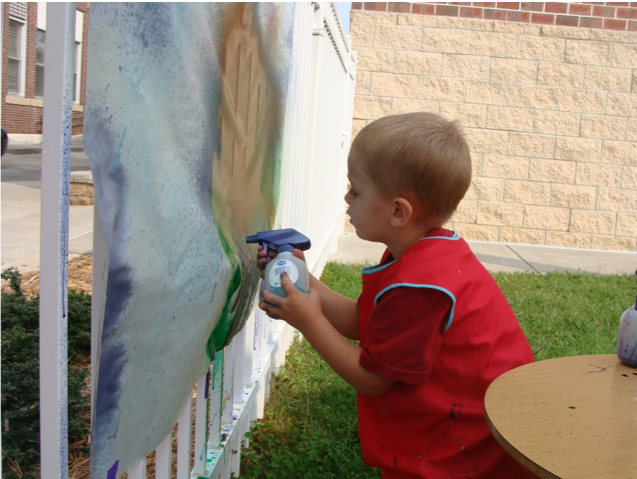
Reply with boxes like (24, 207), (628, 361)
(348, 189), (358, 197)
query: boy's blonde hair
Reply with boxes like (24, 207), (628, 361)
(350, 112), (472, 226)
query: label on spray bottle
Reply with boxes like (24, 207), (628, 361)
(268, 259), (300, 288)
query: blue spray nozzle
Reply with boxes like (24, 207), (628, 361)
(245, 228), (311, 252)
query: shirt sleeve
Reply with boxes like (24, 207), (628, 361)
(359, 286), (451, 384)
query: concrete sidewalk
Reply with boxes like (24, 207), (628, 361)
(329, 232), (637, 276)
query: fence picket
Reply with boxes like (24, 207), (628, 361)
(193, 370), (210, 476)
(176, 394), (193, 479)
(154, 431), (172, 479)
(127, 458), (146, 479)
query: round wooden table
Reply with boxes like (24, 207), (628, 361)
(484, 354), (637, 479)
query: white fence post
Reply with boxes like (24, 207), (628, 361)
(39, 4), (76, 478)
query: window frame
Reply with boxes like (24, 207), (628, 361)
(7, 18), (27, 97)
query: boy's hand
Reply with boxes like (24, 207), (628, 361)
(257, 245), (306, 279)
(259, 272), (322, 332)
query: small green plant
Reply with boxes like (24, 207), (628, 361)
(1, 268), (92, 478)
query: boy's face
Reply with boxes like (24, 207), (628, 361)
(345, 154), (394, 243)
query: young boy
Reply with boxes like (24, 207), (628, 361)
(258, 112), (534, 479)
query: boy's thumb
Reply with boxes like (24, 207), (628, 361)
(280, 272), (296, 294)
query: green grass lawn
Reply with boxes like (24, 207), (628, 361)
(238, 263), (635, 479)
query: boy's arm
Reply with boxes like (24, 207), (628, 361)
(260, 273), (395, 397)
(308, 273), (360, 340)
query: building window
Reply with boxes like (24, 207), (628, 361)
(8, 19), (25, 96)
(35, 30), (46, 98)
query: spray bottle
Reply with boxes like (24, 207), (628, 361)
(246, 228), (311, 297)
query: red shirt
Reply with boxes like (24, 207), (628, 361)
(357, 229), (534, 478)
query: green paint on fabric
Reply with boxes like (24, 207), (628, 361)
(207, 262), (243, 358)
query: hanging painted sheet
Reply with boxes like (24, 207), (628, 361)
(84, 3), (294, 477)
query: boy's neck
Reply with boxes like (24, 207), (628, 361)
(385, 225), (437, 260)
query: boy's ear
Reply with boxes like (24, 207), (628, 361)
(390, 197), (414, 227)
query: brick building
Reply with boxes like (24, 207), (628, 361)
(2, 2), (89, 143)
(351, 2), (637, 251)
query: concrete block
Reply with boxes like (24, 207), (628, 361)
(524, 205), (570, 230)
(394, 51), (441, 75)
(355, 71), (371, 95)
(546, 231), (591, 249)
(442, 54), (489, 80)
(391, 98), (439, 115)
(464, 128), (509, 154)
(509, 133), (555, 158)
(564, 40), (612, 66)
(421, 28), (471, 54)
(370, 72), (418, 98)
(558, 89), (607, 114)
(374, 25), (422, 50)
(589, 30), (637, 43)
(596, 188), (637, 213)
(351, 11), (398, 25)
(470, 32), (518, 58)
(627, 119), (637, 142)
(418, 77), (465, 101)
(499, 227), (546, 244)
(541, 25), (591, 40)
(440, 102), (487, 128)
(537, 62), (585, 88)
(591, 235), (636, 252)
(580, 115), (629, 141)
(486, 106), (534, 132)
(465, 177), (504, 201)
(612, 43), (637, 68)
(70, 183), (86, 196)
(533, 110), (581, 136)
(555, 137), (601, 161)
(600, 141), (637, 166)
(529, 159), (576, 183)
(353, 96), (392, 119)
(576, 163), (622, 188)
(517, 35), (565, 61)
(452, 199), (478, 223)
(489, 58), (538, 84)
(466, 81), (513, 106)
(477, 202), (524, 226)
(606, 92), (637, 118)
(494, 22), (541, 35)
(550, 184), (597, 209)
(482, 154), (530, 179)
(454, 224), (500, 241)
(569, 210), (616, 234)
(350, 23), (375, 47)
(504, 180), (551, 205)
(512, 85), (559, 110)
(622, 166), (637, 190)
(356, 48), (395, 72)
(584, 66), (633, 92)
(472, 152), (484, 176)
(616, 213), (637, 236)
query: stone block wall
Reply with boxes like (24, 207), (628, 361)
(351, 3), (637, 251)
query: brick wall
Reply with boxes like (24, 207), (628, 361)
(351, 4), (637, 251)
(354, 2), (637, 31)
(1, 3), (89, 137)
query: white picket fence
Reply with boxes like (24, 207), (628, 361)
(39, 2), (357, 478)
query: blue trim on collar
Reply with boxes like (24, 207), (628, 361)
(374, 283), (456, 333)
(420, 230), (460, 241)
(362, 260), (396, 275)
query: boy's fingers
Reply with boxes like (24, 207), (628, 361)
(280, 273), (298, 295)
